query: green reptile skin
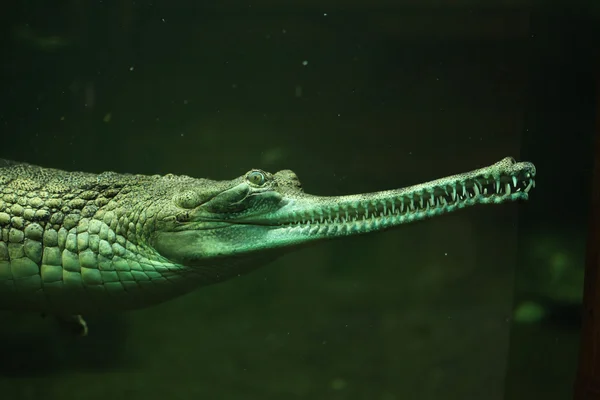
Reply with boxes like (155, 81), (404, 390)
(0, 157), (536, 319)
(0, 160), (217, 315)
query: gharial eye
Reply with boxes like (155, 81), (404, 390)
(247, 170), (267, 186)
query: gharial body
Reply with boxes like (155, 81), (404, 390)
(0, 157), (536, 335)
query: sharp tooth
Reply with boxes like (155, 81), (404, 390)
(505, 183), (511, 195)
(382, 202), (387, 215)
(451, 187), (457, 201)
(429, 197), (435, 206)
(525, 180), (534, 193)
(473, 183), (480, 196)
(483, 188), (488, 195)
(391, 199), (396, 214)
(419, 197), (424, 208)
(512, 176), (518, 187)
(495, 179), (501, 193)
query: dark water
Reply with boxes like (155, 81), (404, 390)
(0, 2), (596, 399)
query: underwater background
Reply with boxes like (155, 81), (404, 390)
(0, 1), (596, 399)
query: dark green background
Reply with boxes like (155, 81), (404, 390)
(0, 1), (596, 399)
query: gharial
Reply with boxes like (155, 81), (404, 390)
(0, 157), (536, 335)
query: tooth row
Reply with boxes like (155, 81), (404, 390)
(285, 176), (535, 226)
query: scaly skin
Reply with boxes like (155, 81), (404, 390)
(0, 157), (536, 321)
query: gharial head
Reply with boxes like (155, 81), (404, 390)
(149, 157), (535, 273)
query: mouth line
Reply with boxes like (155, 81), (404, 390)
(252, 169), (535, 227)
(171, 221), (234, 232)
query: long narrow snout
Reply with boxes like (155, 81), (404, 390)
(250, 157), (536, 241)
